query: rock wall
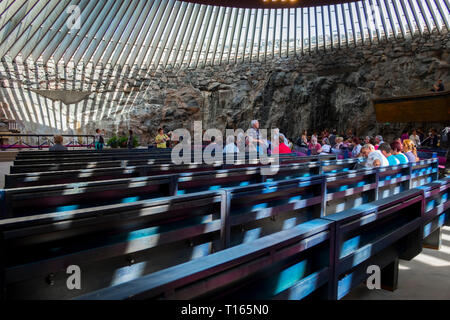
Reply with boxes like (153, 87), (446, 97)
(0, 31), (448, 145)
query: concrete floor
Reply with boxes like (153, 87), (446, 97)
(345, 226), (450, 300)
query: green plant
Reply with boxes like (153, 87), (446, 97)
(107, 135), (119, 148)
(108, 134), (140, 148)
(118, 136), (128, 148)
(133, 135), (139, 148)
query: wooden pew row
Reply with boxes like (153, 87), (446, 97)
(15, 148), (171, 159)
(12, 152), (305, 166)
(0, 159), (438, 220)
(325, 189), (424, 299)
(13, 151), (176, 165)
(10, 154), (336, 174)
(77, 219), (334, 301)
(323, 159), (437, 216)
(0, 169), (442, 300)
(0, 162), (339, 219)
(6, 155), (338, 187)
(15, 148), (304, 159)
(0, 178), (326, 300)
(417, 177), (450, 250)
(74, 189), (424, 300)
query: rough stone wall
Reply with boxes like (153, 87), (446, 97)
(0, 31), (448, 145)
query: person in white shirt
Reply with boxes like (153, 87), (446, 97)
(366, 150), (389, 168)
(248, 120), (268, 154)
(409, 129), (421, 147)
(223, 135), (240, 154)
(362, 144), (389, 168)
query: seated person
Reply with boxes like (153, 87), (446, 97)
(331, 137), (344, 155)
(431, 79), (444, 92)
(360, 144), (374, 159)
(320, 137), (331, 154)
(390, 141), (409, 164)
(49, 135), (67, 151)
(374, 135), (383, 150)
(307, 136), (322, 155)
(403, 139), (419, 162)
(272, 135), (292, 154)
(293, 136), (309, 154)
(351, 137), (362, 158)
(379, 142), (400, 166)
(223, 135), (239, 154)
(364, 144), (389, 168)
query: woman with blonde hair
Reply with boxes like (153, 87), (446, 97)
(403, 139), (419, 162)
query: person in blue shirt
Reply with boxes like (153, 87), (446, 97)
(379, 142), (400, 166)
(390, 141), (409, 164)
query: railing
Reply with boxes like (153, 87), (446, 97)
(0, 134), (96, 150)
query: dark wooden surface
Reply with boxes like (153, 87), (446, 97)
(374, 91), (450, 123)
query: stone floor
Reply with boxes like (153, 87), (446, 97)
(344, 226), (450, 300)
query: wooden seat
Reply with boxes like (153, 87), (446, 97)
(325, 188), (424, 299)
(75, 219), (334, 300)
(416, 177), (450, 250)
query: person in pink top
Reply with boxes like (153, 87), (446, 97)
(401, 130), (409, 142)
(308, 136), (322, 155)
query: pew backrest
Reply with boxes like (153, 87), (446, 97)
(74, 219), (333, 300)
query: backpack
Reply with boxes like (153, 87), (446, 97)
(99, 135), (104, 144)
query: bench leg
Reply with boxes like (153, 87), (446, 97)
(381, 258), (399, 292)
(423, 227), (442, 250)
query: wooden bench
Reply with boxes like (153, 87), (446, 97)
(5, 156), (336, 188)
(416, 177), (450, 250)
(325, 189), (424, 299)
(0, 159), (439, 219)
(0, 177), (325, 300)
(409, 159), (439, 187)
(73, 189), (427, 300)
(0, 171), (440, 300)
(0, 191), (224, 299)
(12, 151), (306, 166)
(0, 163), (322, 218)
(10, 154), (336, 174)
(74, 219), (333, 300)
(15, 148), (168, 159)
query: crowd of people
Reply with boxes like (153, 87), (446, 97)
(48, 122), (446, 167)
(194, 121), (446, 170)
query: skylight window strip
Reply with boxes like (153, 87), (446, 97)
(163, 1), (188, 68)
(384, 0), (399, 38)
(154, 1), (183, 69)
(433, 0), (449, 30)
(179, 3), (201, 68)
(407, 0), (424, 35)
(416, 0), (433, 33)
(376, 0), (390, 39)
(234, 8), (245, 63)
(186, 3), (207, 68)
(210, 5), (225, 66)
(399, 0), (415, 35)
